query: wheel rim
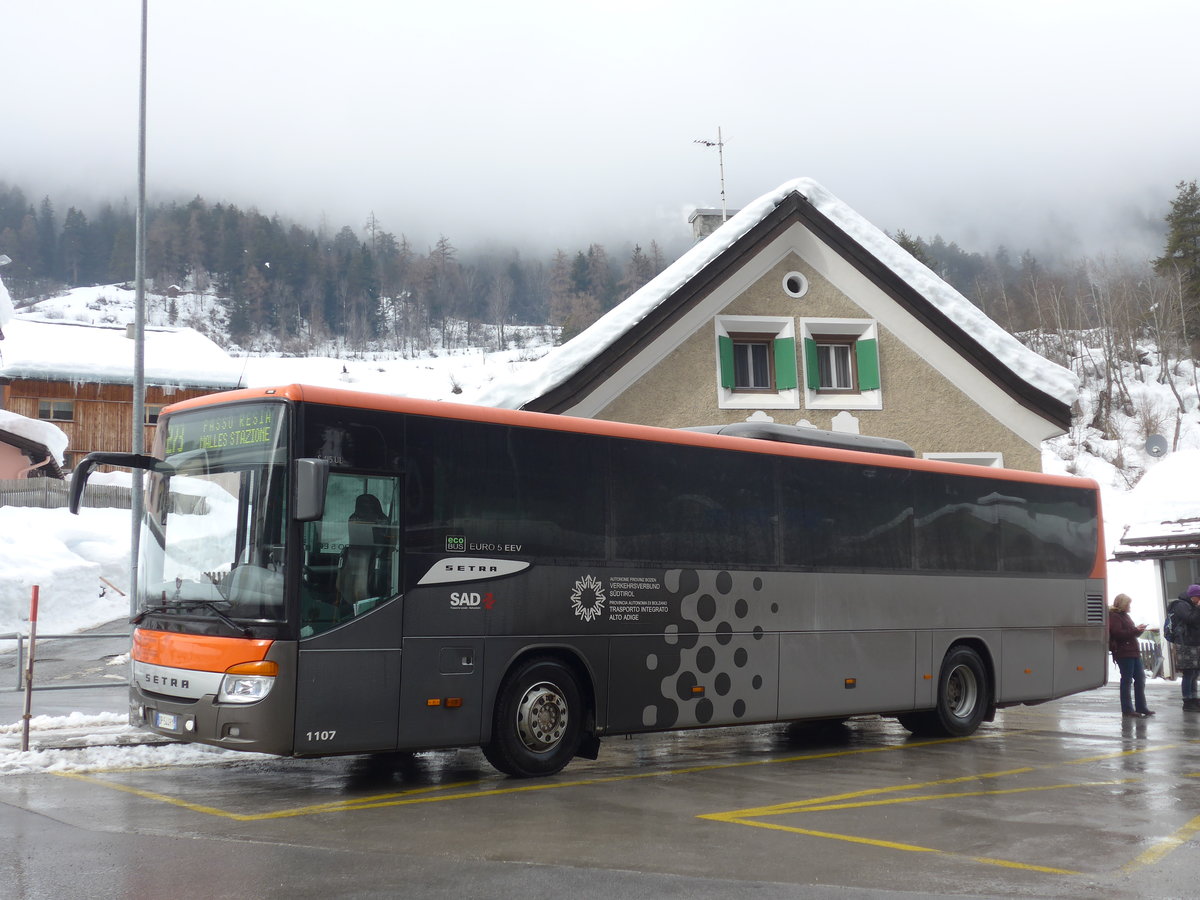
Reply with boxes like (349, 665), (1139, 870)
(945, 664), (979, 719)
(515, 681), (568, 752)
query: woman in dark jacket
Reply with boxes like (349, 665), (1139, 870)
(1110, 594), (1154, 718)
(1167, 585), (1200, 711)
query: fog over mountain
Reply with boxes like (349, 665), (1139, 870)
(5, 1), (1195, 257)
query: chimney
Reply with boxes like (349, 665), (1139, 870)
(688, 208), (740, 242)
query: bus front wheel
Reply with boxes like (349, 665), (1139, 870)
(900, 646), (990, 738)
(483, 657), (584, 778)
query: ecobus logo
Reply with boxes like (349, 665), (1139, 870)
(569, 574), (606, 623)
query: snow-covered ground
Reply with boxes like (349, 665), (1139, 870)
(2, 273), (1199, 772)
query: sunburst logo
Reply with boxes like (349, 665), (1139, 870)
(569, 574), (606, 623)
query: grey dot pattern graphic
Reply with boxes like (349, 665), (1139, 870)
(641, 568), (777, 729)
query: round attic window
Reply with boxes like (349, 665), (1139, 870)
(783, 271), (809, 298)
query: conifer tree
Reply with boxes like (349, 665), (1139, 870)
(59, 207), (89, 284)
(1153, 179), (1200, 341)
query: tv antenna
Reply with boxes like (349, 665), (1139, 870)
(694, 127), (729, 221)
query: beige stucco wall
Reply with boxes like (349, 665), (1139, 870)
(595, 253), (1042, 471)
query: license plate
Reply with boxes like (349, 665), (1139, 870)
(154, 711), (179, 731)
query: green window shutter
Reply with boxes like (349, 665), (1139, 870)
(718, 334), (735, 388)
(856, 338), (880, 391)
(773, 337), (797, 390)
(804, 337), (819, 390)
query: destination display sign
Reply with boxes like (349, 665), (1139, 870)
(164, 403), (284, 459)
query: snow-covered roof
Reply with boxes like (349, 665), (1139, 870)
(0, 408), (68, 467)
(0, 318), (244, 389)
(477, 177), (1078, 411)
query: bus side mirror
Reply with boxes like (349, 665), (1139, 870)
(293, 458), (330, 522)
(69, 451), (171, 514)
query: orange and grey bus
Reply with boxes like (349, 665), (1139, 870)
(70, 384), (1107, 777)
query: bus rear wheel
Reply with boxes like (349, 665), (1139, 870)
(900, 646), (990, 738)
(483, 657), (584, 778)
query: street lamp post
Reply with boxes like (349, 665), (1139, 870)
(130, 0), (148, 618)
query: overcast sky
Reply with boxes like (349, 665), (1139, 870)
(6, 1), (1196, 258)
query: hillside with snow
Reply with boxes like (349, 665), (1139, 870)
(5, 282), (556, 403)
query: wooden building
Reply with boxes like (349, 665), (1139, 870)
(0, 319), (242, 470)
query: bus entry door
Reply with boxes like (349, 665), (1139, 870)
(293, 472), (403, 755)
(293, 602), (404, 754)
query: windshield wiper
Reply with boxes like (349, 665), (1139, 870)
(132, 600), (253, 637)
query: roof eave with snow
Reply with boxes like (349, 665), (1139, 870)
(0, 367), (241, 391)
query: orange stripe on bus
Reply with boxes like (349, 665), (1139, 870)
(132, 629), (273, 672)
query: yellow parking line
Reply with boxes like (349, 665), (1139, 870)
(1121, 813), (1200, 874)
(710, 767), (1036, 819)
(50, 731), (985, 820)
(54, 772), (489, 821)
(700, 744), (1184, 877)
(750, 779), (1139, 815)
(708, 815), (1080, 876)
(47, 726), (1195, 879)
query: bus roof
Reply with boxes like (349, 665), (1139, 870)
(682, 422), (915, 457)
(162, 384), (1099, 492)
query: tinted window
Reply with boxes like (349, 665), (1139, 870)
(998, 481), (1097, 575)
(612, 440), (775, 566)
(782, 459), (914, 570)
(914, 472), (999, 572)
(302, 405), (402, 472)
(405, 418), (606, 559)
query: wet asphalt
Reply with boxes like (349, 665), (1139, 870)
(2, 628), (1197, 900)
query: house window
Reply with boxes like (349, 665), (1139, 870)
(813, 338), (856, 391)
(715, 316), (800, 410)
(730, 334), (774, 390)
(800, 319), (882, 411)
(38, 399), (74, 422)
(782, 271), (809, 298)
(145, 405), (164, 425)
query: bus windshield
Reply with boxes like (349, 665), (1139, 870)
(139, 402), (289, 628)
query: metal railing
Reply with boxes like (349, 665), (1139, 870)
(1, 631), (131, 692)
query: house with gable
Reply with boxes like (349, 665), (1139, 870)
(480, 178), (1077, 472)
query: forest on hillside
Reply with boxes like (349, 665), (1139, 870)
(3, 180), (1200, 445)
(0, 183), (671, 352)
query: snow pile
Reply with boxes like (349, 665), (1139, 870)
(0, 408), (69, 466)
(0, 711), (267, 774)
(0, 504), (133, 633)
(1109, 449), (1200, 544)
(0, 271), (13, 327)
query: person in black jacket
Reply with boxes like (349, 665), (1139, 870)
(1168, 585), (1200, 711)
(1109, 594), (1153, 718)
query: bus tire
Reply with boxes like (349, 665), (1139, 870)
(932, 645), (989, 736)
(900, 646), (989, 737)
(482, 657), (583, 778)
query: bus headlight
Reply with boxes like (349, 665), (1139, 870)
(217, 660), (278, 704)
